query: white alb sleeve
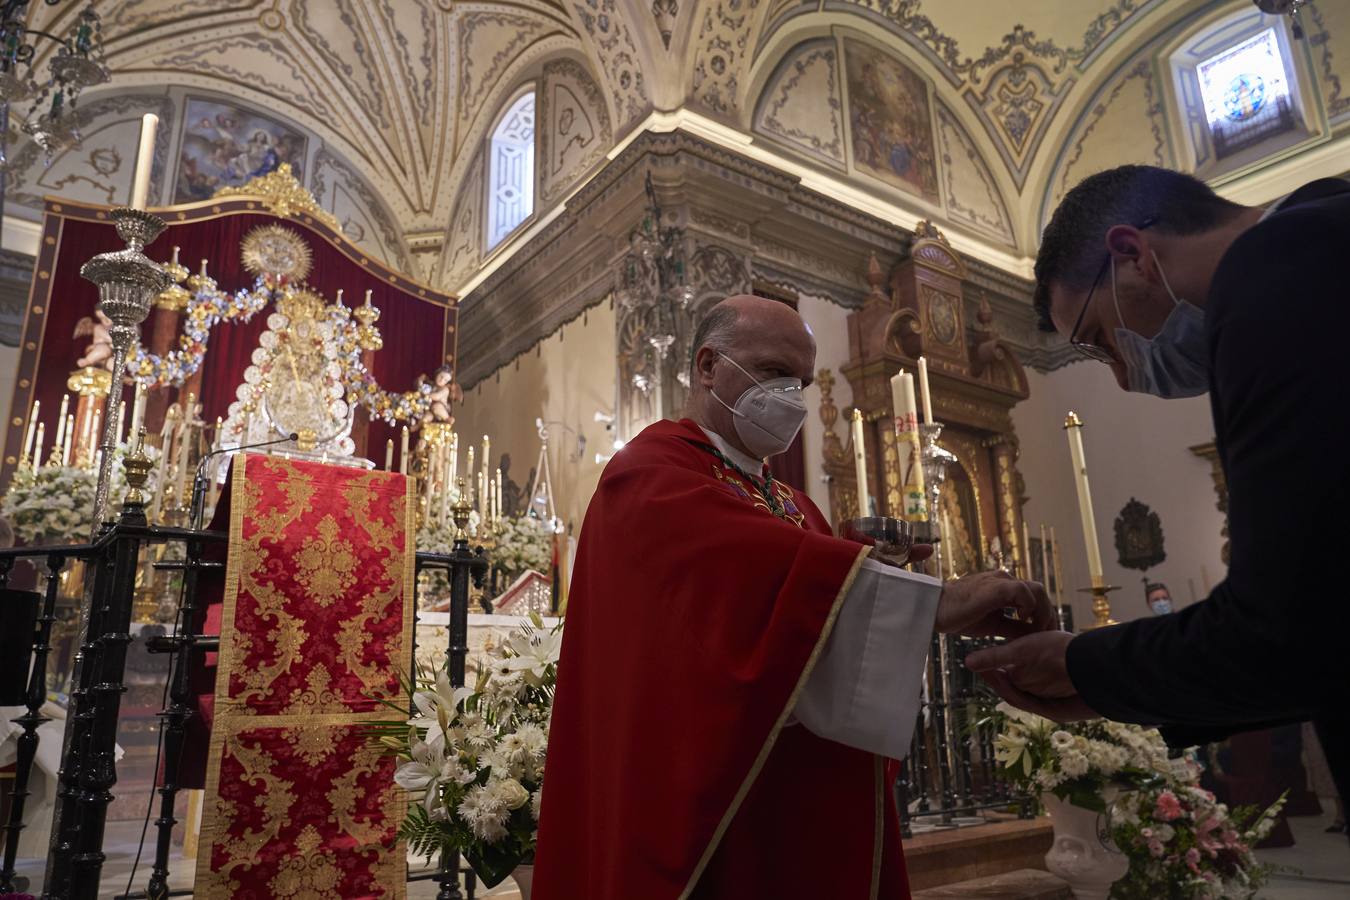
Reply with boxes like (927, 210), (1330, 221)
(792, 558), (941, 759)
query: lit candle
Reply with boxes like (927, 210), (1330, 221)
(129, 113), (159, 210)
(850, 408), (870, 517)
(481, 435), (490, 480)
(385, 438), (394, 471)
(115, 400), (127, 448)
(1021, 519), (1032, 580)
(449, 432), (458, 485)
(942, 509), (956, 579)
(440, 456), (451, 522)
(53, 394), (70, 456)
(1040, 523), (1050, 590)
(174, 415), (191, 506)
(1063, 412), (1104, 581)
(399, 426), (410, 475)
(33, 422), (44, 468)
(78, 403), (93, 458)
(87, 410), (101, 469)
(62, 413), (74, 466)
(1051, 526), (1065, 611)
(496, 468), (503, 525)
(889, 371), (927, 521)
(465, 446), (475, 495)
(21, 400), (39, 465)
(477, 471), (485, 515)
(917, 356), (934, 425)
(130, 382), (146, 438)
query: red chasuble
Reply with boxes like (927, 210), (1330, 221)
(534, 419), (913, 900)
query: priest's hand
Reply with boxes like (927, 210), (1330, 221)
(964, 631), (1098, 723)
(934, 571), (1055, 639)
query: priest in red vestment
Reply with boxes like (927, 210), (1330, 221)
(534, 295), (1054, 899)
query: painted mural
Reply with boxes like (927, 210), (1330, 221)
(174, 97), (308, 203)
(844, 40), (939, 203)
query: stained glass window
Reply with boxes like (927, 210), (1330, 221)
(1197, 28), (1295, 158)
(487, 92), (536, 249)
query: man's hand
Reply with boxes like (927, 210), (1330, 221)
(965, 631), (1098, 723)
(935, 570), (1055, 638)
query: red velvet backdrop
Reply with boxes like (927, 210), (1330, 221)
(21, 211), (449, 478)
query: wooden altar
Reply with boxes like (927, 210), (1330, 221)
(820, 222), (1032, 576)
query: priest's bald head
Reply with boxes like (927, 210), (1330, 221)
(685, 294), (815, 460)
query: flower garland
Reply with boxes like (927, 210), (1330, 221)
(127, 274), (275, 389)
(127, 269), (440, 426)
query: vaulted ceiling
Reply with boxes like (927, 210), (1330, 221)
(19, 0), (1349, 285)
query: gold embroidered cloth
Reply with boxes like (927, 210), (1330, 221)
(194, 454), (414, 899)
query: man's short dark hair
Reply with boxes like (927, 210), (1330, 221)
(1033, 165), (1245, 332)
(688, 304), (740, 375)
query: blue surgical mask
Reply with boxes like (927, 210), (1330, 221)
(1110, 251), (1209, 399)
(1149, 599), (1172, 615)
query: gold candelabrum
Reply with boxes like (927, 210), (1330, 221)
(1079, 575), (1120, 629)
(78, 208), (173, 534)
(451, 478), (474, 540)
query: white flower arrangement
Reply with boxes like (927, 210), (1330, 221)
(1, 447), (160, 545)
(993, 704), (1286, 898)
(491, 514), (553, 581)
(373, 613), (562, 887)
(415, 493), (481, 609)
(993, 702), (1174, 809)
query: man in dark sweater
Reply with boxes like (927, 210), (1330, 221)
(967, 165), (1349, 810)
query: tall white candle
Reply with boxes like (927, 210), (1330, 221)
(449, 433), (458, 486)
(917, 356), (934, 425)
(62, 414), (74, 466)
(78, 403), (93, 457)
(1021, 519), (1032, 580)
(1064, 412), (1104, 581)
(385, 438), (394, 471)
(465, 446), (475, 497)
(496, 468), (503, 525)
(87, 410), (101, 470)
(33, 422), (44, 468)
(130, 382), (146, 438)
(129, 114), (159, 210)
(889, 371), (927, 521)
(850, 409), (870, 517)
(1040, 523), (1050, 590)
(399, 426), (410, 475)
(115, 400), (127, 448)
(21, 400), (38, 464)
(53, 394), (69, 455)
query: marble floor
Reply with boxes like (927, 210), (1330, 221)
(1255, 802), (1350, 900)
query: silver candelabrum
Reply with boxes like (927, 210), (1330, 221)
(918, 421), (957, 571)
(79, 207), (172, 535)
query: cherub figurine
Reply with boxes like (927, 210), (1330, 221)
(73, 309), (115, 370)
(418, 365), (462, 425)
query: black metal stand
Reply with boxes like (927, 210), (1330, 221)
(429, 535), (487, 900)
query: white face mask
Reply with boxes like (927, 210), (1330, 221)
(1149, 598), (1173, 615)
(1111, 251), (1209, 399)
(710, 353), (807, 459)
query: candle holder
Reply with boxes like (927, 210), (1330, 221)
(79, 207), (173, 534)
(1078, 576), (1120, 629)
(918, 422), (957, 563)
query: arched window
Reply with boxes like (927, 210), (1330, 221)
(1196, 28), (1294, 159)
(486, 91), (536, 249)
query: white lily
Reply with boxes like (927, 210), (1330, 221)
(501, 628), (564, 686)
(394, 739), (450, 817)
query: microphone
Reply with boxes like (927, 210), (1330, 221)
(189, 432), (299, 530)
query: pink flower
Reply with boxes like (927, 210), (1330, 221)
(1155, 791), (1185, 821)
(1147, 839), (1166, 858)
(1140, 827), (1154, 838)
(1185, 847), (1202, 874)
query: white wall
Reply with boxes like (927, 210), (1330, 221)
(453, 302), (617, 530)
(1012, 360), (1227, 627)
(798, 293), (855, 514)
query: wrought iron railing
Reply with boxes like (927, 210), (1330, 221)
(0, 489), (491, 900)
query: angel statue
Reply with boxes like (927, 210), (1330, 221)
(73, 309), (115, 370)
(417, 365), (462, 426)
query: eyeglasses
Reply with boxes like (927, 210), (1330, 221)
(1067, 217), (1157, 363)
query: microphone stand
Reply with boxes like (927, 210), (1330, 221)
(188, 432), (298, 531)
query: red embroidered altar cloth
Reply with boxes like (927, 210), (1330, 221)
(193, 454), (414, 899)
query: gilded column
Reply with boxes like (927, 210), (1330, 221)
(984, 433), (1025, 573)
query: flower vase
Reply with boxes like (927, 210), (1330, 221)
(510, 864), (534, 900)
(1042, 793), (1128, 900)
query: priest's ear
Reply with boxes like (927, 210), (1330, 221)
(692, 345), (721, 389)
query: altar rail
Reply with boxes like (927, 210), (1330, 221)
(0, 495), (489, 900)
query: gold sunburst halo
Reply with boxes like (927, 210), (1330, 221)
(241, 224), (314, 281)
